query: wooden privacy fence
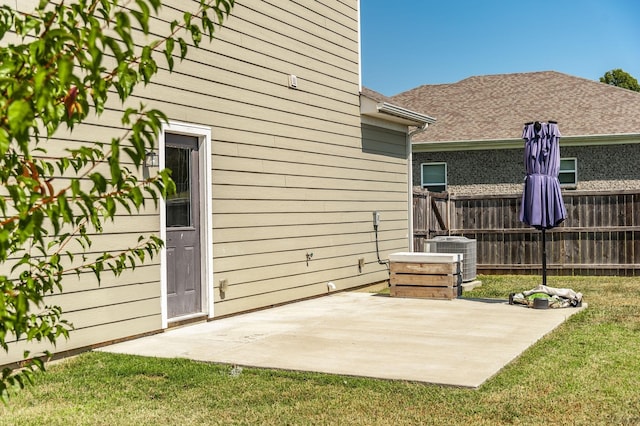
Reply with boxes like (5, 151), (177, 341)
(413, 188), (640, 276)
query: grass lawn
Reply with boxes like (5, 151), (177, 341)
(2, 275), (640, 425)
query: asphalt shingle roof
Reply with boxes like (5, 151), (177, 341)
(361, 86), (395, 104)
(390, 71), (640, 143)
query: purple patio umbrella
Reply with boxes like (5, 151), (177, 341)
(519, 121), (567, 285)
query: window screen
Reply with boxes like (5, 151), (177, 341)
(559, 158), (577, 187)
(421, 162), (447, 192)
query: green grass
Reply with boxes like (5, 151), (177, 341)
(2, 275), (640, 425)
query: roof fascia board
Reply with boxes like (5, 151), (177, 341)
(412, 133), (640, 152)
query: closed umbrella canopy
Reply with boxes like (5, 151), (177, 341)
(519, 121), (567, 229)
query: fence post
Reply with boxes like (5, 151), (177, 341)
(412, 189), (640, 275)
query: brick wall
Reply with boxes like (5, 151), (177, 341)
(413, 143), (640, 195)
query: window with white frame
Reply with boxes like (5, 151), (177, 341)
(559, 158), (577, 188)
(421, 162), (447, 192)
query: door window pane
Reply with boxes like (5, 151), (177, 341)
(166, 146), (192, 227)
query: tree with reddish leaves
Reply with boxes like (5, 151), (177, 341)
(0, 0), (233, 400)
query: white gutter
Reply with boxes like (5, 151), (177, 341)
(413, 133), (640, 152)
(378, 102), (436, 126)
(409, 122), (431, 136)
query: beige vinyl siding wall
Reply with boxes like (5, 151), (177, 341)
(158, 0), (408, 315)
(3, 0), (413, 364)
(200, 0), (410, 315)
(1, 73), (164, 365)
(2, 54), (164, 367)
(4, 266), (161, 363)
(153, 0), (369, 315)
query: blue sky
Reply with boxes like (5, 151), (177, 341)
(360, 0), (640, 95)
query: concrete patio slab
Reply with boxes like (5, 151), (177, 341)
(98, 292), (584, 388)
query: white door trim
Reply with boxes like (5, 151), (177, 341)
(159, 121), (213, 328)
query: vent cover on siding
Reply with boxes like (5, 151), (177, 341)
(425, 236), (477, 282)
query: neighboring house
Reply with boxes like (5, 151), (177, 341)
(390, 71), (640, 195)
(3, 1), (434, 365)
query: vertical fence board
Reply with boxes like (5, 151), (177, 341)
(413, 189), (640, 275)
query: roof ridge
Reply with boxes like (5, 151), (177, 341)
(388, 71), (640, 142)
(393, 82), (452, 97)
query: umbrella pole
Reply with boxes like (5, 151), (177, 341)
(541, 228), (547, 286)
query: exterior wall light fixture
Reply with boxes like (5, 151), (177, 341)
(144, 151), (159, 167)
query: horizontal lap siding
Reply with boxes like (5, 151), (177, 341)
(201, 1), (407, 316)
(2, 218), (161, 364)
(6, 313), (161, 365)
(4, 0), (402, 364)
(98, 0), (388, 316)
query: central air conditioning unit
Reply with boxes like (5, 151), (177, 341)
(425, 236), (477, 282)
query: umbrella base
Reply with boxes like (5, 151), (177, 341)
(533, 298), (549, 309)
